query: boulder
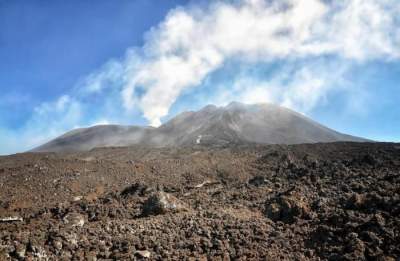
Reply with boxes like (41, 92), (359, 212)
(14, 243), (26, 259)
(142, 192), (189, 216)
(248, 176), (269, 186)
(63, 213), (85, 227)
(344, 233), (366, 260)
(121, 183), (153, 197)
(346, 193), (366, 209)
(265, 194), (310, 223)
(346, 192), (388, 210)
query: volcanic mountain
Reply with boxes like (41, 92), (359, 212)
(33, 102), (366, 152)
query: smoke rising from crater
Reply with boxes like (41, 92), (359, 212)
(1, 0), (399, 154)
(92, 0), (400, 126)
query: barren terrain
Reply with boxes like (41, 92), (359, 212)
(0, 142), (399, 260)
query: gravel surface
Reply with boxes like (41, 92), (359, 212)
(0, 142), (399, 260)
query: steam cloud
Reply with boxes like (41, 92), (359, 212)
(1, 0), (400, 154)
(88, 0), (399, 126)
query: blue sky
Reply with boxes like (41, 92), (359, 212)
(0, 0), (399, 154)
(0, 0), (188, 127)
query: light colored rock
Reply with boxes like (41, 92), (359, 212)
(135, 250), (151, 258)
(30, 245), (48, 260)
(142, 191), (189, 216)
(72, 196), (83, 202)
(64, 233), (78, 248)
(193, 180), (218, 188)
(0, 216), (23, 222)
(15, 244), (26, 259)
(52, 240), (63, 251)
(63, 213), (85, 227)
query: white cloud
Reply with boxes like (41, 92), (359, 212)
(0, 95), (83, 154)
(280, 67), (332, 112)
(99, 0), (399, 126)
(201, 60), (349, 113)
(2, 0), (400, 154)
(0, 93), (132, 154)
(77, 60), (124, 94)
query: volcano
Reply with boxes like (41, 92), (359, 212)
(34, 102), (367, 152)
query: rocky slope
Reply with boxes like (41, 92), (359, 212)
(0, 142), (399, 260)
(33, 102), (366, 152)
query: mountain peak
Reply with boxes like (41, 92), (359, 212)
(200, 104), (218, 112)
(226, 101), (246, 109)
(33, 102), (367, 152)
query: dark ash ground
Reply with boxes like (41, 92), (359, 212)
(0, 142), (399, 260)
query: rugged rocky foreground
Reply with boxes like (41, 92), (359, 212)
(0, 142), (399, 260)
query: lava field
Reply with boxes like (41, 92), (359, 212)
(0, 142), (399, 260)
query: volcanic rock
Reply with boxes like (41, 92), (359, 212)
(63, 213), (85, 227)
(265, 194), (311, 223)
(1, 142), (399, 260)
(135, 250), (151, 258)
(120, 182), (152, 197)
(248, 175), (269, 186)
(141, 191), (189, 216)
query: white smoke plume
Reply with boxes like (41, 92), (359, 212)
(2, 0), (400, 154)
(85, 0), (399, 126)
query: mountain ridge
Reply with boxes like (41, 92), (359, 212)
(33, 102), (368, 152)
